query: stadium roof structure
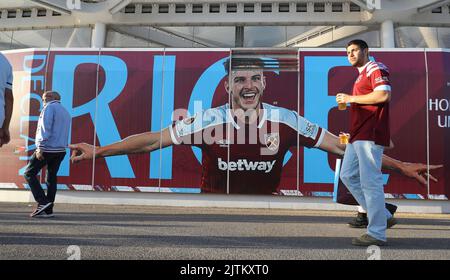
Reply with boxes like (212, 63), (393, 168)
(0, 0), (449, 48)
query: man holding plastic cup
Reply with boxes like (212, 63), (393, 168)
(336, 39), (394, 246)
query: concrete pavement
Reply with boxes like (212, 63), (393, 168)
(0, 202), (449, 260)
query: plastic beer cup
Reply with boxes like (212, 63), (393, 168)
(339, 132), (350, 145)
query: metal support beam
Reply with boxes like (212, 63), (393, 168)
(287, 26), (370, 47)
(110, 26), (213, 47)
(417, 0), (450, 13)
(350, 0), (375, 12)
(109, 0), (133, 14)
(29, 0), (71, 15)
(1, 1), (450, 32)
(92, 22), (106, 48)
(235, 26), (244, 47)
(381, 20), (395, 47)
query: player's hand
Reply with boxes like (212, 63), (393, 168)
(69, 143), (95, 163)
(398, 162), (443, 185)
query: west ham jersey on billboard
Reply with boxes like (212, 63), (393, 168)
(350, 61), (391, 146)
(170, 103), (325, 194)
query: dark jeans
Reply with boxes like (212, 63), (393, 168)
(24, 151), (66, 206)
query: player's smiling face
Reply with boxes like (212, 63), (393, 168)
(226, 70), (266, 111)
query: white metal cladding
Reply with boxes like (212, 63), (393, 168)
(1, 1), (450, 49)
(0, 1), (449, 28)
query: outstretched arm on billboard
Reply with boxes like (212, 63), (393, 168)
(69, 128), (173, 163)
(317, 130), (442, 185)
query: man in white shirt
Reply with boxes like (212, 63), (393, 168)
(0, 52), (14, 147)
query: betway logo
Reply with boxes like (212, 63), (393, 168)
(217, 158), (276, 173)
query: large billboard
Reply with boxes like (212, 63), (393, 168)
(0, 48), (448, 200)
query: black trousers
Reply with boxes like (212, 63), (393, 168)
(24, 151), (66, 206)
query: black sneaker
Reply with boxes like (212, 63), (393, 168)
(43, 207), (55, 218)
(348, 212), (368, 228)
(349, 204), (398, 229)
(34, 211), (55, 218)
(385, 203), (398, 228)
(387, 217), (397, 228)
(30, 202), (52, 218)
(385, 203), (397, 216)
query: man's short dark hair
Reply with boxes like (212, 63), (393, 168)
(43, 90), (61, 100)
(223, 57), (265, 75)
(347, 39), (369, 50)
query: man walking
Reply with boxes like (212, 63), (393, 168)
(25, 91), (70, 218)
(337, 39), (394, 246)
